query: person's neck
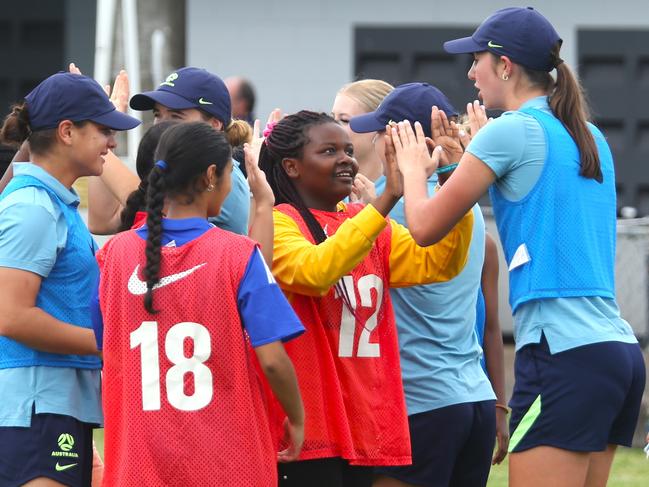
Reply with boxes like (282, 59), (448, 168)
(296, 189), (339, 212)
(164, 201), (208, 220)
(30, 151), (76, 188)
(505, 87), (548, 112)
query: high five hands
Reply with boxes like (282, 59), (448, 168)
(68, 62), (130, 113)
(389, 102), (491, 180)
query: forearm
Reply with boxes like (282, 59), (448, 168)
(389, 209), (473, 286)
(484, 325), (506, 403)
(87, 176), (123, 234)
(256, 343), (304, 425)
(249, 203), (273, 266)
(0, 307), (98, 355)
(99, 151), (140, 205)
(371, 190), (400, 217)
(273, 206), (387, 296)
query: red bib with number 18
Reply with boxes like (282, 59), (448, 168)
(98, 227), (277, 486)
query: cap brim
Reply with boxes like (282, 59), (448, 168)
(443, 36), (484, 54)
(91, 109), (141, 131)
(349, 112), (386, 134)
(129, 90), (197, 111)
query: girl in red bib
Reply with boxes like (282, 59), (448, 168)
(94, 122), (304, 487)
(258, 111), (474, 487)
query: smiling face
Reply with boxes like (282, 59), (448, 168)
(70, 121), (116, 178)
(468, 51), (506, 110)
(283, 122), (358, 211)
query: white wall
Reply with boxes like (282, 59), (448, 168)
(188, 0), (649, 120)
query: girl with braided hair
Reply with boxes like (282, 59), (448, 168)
(257, 110), (473, 487)
(93, 122), (305, 486)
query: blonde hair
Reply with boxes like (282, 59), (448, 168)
(224, 118), (252, 147)
(338, 79), (394, 113)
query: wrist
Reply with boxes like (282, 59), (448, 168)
(495, 403), (511, 415)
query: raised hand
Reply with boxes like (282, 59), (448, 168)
(350, 173), (376, 204)
(460, 100), (491, 147)
(250, 108), (284, 162)
(391, 120), (440, 178)
(68, 63), (129, 113)
(244, 142), (275, 209)
(429, 106), (464, 167)
(108, 70), (130, 113)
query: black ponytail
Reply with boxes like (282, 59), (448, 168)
(141, 122), (231, 313)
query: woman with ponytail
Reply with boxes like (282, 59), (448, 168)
(0, 72), (139, 486)
(392, 7), (644, 487)
(93, 122), (304, 486)
(258, 110), (473, 486)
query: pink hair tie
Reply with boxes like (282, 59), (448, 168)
(263, 121), (278, 138)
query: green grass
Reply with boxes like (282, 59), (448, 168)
(486, 447), (648, 487)
(94, 429), (647, 485)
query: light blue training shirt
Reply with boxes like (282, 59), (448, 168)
(376, 175), (495, 415)
(0, 163), (102, 427)
(467, 96), (636, 353)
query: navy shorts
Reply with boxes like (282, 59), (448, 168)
(509, 335), (645, 453)
(376, 400), (496, 487)
(0, 409), (94, 487)
(278, 457), (372, 487)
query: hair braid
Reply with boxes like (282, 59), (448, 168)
(143, 166), (166, 313)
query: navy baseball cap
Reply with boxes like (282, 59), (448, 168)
(25, 72), (140, 131)
(349, 82), (457, 138)
(130, 67), (231, 125)
(443, 7), (562, 72)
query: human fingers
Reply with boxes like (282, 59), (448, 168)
(69, 62), (82, 75)
(252, 119), (260, 140)
(431, 106), (443, 141)
(439, 109), (451, 136)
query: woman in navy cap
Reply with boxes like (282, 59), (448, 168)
(0, 71), (139, 487)
(391, 7), (645, 487)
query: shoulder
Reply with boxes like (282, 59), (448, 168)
(0, 186), (61, 220)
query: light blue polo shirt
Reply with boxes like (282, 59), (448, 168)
(0, 163), (102, 427)
(468, 96), (636, 353)
(377, 175), (495, 415)
(208, 160), (250, 235)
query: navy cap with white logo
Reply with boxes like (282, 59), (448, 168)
(349, 82), (457, 138)
(443, 7), (562, 72)
(130, 67), (232, 125)
(25, 72), (141, 131)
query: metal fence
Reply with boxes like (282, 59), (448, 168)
(483, 210), (649, 345)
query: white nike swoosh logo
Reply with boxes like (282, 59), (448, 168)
(198, 97), (213, 105)
(128, 263), (207, 295)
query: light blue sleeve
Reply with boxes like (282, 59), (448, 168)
(208, 161), (250, 236)
(466, 112), (546, 201)
(0, 202), (60, 277)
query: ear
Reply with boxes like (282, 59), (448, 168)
(204, 163), (217, 188)
(499, 55), (514, 78)
(281, 157), (300, 180)
(57, 120), (75, 146)
(207, 117), (224, 131)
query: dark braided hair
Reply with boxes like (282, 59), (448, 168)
(258, 110), (358, 317)
(119, 121), (179, 231)
(143, 122), (231, 313)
